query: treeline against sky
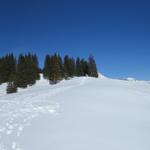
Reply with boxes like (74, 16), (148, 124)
(0, 53), (98, 94)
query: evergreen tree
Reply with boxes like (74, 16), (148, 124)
(58, 55), (64, 78)
(49, 54), (63, 84)
(6, 82), (17, 94)
(0, 56), (6, 83)
(88, 54), (98, 77)
(0, 54), (16, 83)
(81, 59), (89, 76)
(64, 55), (70, 78)
(25, 53), (36, 86)
(64, 55), (76, 78)
(32, 54), (40, 80)
(15, 53), (39, 88)
(76, 57), (83, 76)
(15, 54), (28, 88)
(43, 54), (51, 79)
(0, 57), (3, 84)
(70, 57), (76, 77)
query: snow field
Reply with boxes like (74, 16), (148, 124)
(0, 75), (150, 150)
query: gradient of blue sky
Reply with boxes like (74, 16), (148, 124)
(0, 0), (150, 80)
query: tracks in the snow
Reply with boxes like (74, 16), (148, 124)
(0, 78), (87, 150)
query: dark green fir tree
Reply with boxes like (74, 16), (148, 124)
(81, 59), (89, 76)
(76, 57), (83, 76)
(64, 55), (76, 78)
(15, 54), (28, 88)
(88, 54), (98, 78)
(49, 54), (63, 84)
(43, 54), (51, 79)
(6, 82), (18, 94)
(0, 54), (16, 83)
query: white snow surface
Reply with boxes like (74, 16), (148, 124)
(0, 75), (150, 150)
(125, 77), (136, 81)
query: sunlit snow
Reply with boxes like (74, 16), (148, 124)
(0, 74), (150, 150)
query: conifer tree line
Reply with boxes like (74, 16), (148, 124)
(0, 53), (98, 94)
(0, 53), (40, 94)
(43, 54), (98, 84)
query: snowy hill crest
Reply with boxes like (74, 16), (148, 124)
(0, 75), (150, 150)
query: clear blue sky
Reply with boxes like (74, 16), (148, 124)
(0, 0), (150, 80)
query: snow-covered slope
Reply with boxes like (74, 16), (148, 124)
(0, 75), (150, 150)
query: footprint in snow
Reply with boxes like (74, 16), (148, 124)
(0, 99), (59, 150)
